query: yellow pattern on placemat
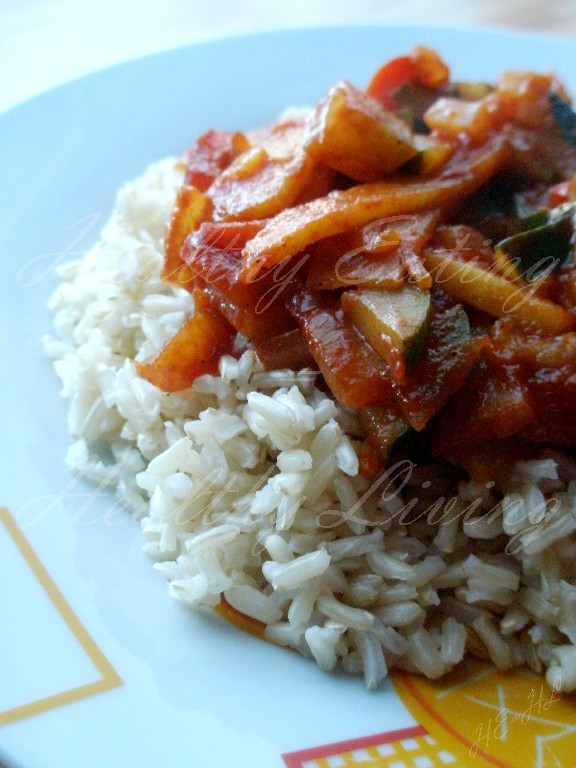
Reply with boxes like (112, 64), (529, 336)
(392, 659), (576, 768)
(0, 507), (122, 725)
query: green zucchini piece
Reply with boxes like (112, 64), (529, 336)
(518, 208), (550, 230)
(361, 405), (415, 463)
(453, 81), (493, 101)
(341, 284), (432, 385)
(495, 202), (575, 279)
(438, 302), (472, 346)
(400, 134), (454, 176)
(550, 91), (576, 148)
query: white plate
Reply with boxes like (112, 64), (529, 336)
(2, 24), (576, 768)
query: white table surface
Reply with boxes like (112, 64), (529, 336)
(2, 0), (576, 116)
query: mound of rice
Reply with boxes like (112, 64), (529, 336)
(44, 159), (576, 692)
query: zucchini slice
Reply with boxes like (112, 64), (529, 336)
(361, 405), (415, 463)
(341, 283), (432, 385)
(495, 203), (575, 279)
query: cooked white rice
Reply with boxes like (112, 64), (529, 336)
(44, 159), (576, 692)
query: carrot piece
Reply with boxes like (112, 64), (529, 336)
(424, 96), (499, 144)
(184, 129), (250, 192)
(307, 210), (438, 291)
(136, 290), (236, 392)
(240, 134), (508, 282)
(162, 185), (213, 287)
(214, 596), (266, 640)
(307, 233), (405, 291)
(208, 120), (318, 221)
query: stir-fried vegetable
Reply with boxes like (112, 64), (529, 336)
(341, 283), (432, 385)
(495, 202), (575, 279)
(138, 48), (576, 480)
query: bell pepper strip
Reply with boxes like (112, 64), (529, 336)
(548, 180), (571, 207)
(288, 288), (394, 409)
(136, 289), (236, 392)
(434, 437), (537, 483)
(522, 365), (576, 444)
(239, 134), (508, 283)
(254, 328), (315, 371)
(366, 55), (416, 111)
(180, 222), (295, 342)
(431, 356), (535, 455)
(366, 47), (449, 111)
(357, 440), (385, 479)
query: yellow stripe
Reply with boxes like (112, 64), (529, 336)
(0, 507), (122, 725)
